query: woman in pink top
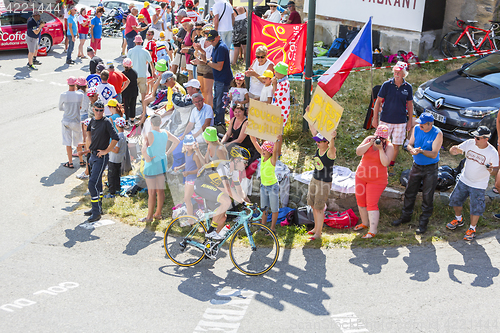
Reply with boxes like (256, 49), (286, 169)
(353, 125), (394, 239)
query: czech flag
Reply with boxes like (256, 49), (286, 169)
(318, 17), (373, 98)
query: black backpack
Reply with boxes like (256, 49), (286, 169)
(327, 38), (347, 58)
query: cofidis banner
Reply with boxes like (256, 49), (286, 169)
(250, 13), (307, 75)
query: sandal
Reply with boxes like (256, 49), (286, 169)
(493, 187), (499, 194)
(138, 217), (153, 223)
(362, 232), (376, 239)
(153, 215), (163, 221)
(62, 162), (74, 168)
(354, 224), (368, 231)
(80, 161), (86, 167)
(307, 230), (315, 235)
(308, 236), (321, 241)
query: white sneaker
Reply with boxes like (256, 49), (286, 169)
(76, 171), (88, 180)
(205, 231), (223, 240)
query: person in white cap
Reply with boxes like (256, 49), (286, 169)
(371, 61), (413, 176)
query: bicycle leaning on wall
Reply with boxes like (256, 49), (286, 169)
(440, 17), (500, 57)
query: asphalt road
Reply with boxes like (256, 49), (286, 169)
(1, 38), (500, 333)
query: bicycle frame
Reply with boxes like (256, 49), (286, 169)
(183, 205), (263, 251)
(454, 23), (494, 52)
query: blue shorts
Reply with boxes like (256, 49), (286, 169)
(260, 183), (279, 213)
(449, 180), (486, 216)
(79, 33), (88, 39)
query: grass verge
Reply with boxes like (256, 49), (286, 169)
(75, 57), (500, 248)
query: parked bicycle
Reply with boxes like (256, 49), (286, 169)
(440, 17), (500, 57)
(164, 202), (280, 276)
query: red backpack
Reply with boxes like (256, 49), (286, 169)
(324, 209), (359, 229)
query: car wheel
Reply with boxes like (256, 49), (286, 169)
(40, 34), (53, 52)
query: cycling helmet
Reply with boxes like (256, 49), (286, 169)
(438, 165), (455, 177)
(229, 146), (250, 161)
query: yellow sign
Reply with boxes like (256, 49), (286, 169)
(245, 100), (283, 142)
(304, 86), (344, 140)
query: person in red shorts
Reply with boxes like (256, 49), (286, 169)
(353, 124), (395, 239)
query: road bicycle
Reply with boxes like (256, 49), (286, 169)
(440, 18), (500, 57)
(163, 202), (280, 276)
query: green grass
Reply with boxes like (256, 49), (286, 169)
(74, 57), (500, 248)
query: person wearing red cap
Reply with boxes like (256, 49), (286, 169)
(185, 0), (201, 22)
(249, 135), (283, 233)
(59, 76), (85, 169)
(372, 61), (413, 176)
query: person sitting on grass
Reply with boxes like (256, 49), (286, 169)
(249, 134), (283, 233)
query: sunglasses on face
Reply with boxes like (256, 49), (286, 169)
(195, 28), (202, 30)
(94, 109), (104, 112)
(475, 136), (489, 140)
(256, 55), (266, 59)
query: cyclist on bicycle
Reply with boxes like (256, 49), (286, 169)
(194, 145), (251, 239)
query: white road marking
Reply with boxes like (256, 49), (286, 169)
(40, 68), (82, 76)
(0, 282), (79, 313)
(0, 81), (10, 84)
(49, 81), (68, 87)
(194, 288), (256, 333)
(79, 219), (115, 229)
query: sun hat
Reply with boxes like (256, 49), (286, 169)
(184, 79), (201, 89)
(106, 60), (114, 69)
(123, 57), (132, 67)
(261, 141), (275, 154)
(159, 31), (165, 38)
(172, 27), (179, 34)
(76, 77), (87, 86)
(155, 7), (161, 11)
(155, 59), (168, 72)
(185, 0), (194, 7)
(134, 35), (143, 43)
(393, 61), (409, 77)
(183, 134), (196, 145)
(176, 9), (187, 17)
(181, 17), (192, 24)
(374, 124), (389, 139)
(67, 76), (77, 85)
(87, 87), (97, 96)
(96, 64), (105, 72)
(234, 73), (245, 80)
(267, 0), (278, 6)
(274, 61), (289, 75)
(471, 125), (491, 138)
(143, 1), (150, 7)
(259, 70), (274, 79)
(160, 71), (175, 84)
(202, 24), (213, 32)
(415, 112), (434, 124)
(138, 14), (145, 19)
(107, 99), (119, 107)
(114, 117), (126, 128)
(202, 127), (218, 142)
(312, 133), (328, 142)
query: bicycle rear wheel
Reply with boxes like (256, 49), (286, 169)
(164, 215), (207, 266)
(229, 223), (279, 276)
(441, 31), (470, 57)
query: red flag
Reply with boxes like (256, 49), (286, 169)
(318, 17), (373, 98)
(250, 13), (307, 75)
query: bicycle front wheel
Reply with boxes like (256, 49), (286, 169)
(164, 215), (207, 266)
(229, 223), (279, 276)
(441, 31), (470, 57)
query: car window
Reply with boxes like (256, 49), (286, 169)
(0, 13), (11, 26)
(40, 12), (55, 23)
(464, 54), (500, 77)
(11, 13), (28, 25)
